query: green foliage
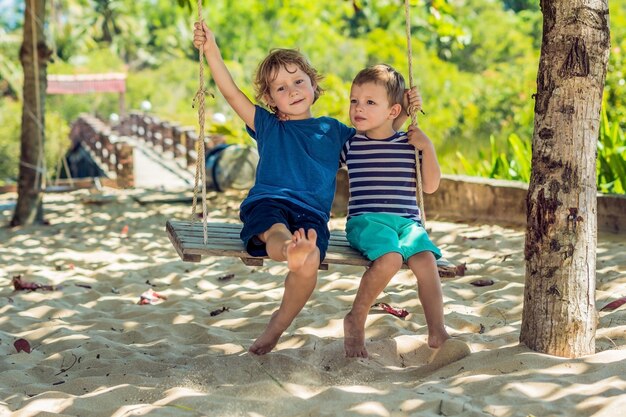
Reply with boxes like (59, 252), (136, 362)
(605, 1), (626, 129)
(454, 105), (626, 194)
(176, 0), (207, 12)
(207, 119), (249, 145)
(126, 58), (198, 123)
(448, 0), (540, 72)
(0, 28), (22, 98)
(0, 99), (21, 183)
(501, 0), (540, 12)
(598, 106), (626, 194)
(0, 0), (624, 195)
(49, 47), (126, 75)
(507, 133), (531, 182)
(0, 98), (71, 185)
(45, 111), (72, 182)
(455, 133), (530, 182)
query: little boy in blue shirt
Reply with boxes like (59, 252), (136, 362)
(193, 22), (357, 355)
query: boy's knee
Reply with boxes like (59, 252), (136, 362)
(410, 251), (436, 264)
(407, 251), (438, 274)
(373, 252), (404, 271)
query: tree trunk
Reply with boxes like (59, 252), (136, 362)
(520, 0), (610, 358)
(11, 0), (49, 227)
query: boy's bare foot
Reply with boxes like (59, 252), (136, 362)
(286, 228), (317, 272)
(249, 312), (287, 355)
(428, 326), (451, 349)
(343, 312), (368, 358)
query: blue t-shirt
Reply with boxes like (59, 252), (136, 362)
(243, 106), (355, 221)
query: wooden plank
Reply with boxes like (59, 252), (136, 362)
(133, 192), (195, 205)
(165, 219), (459, 276)
(166, 220), (201, 262)
(169, 220), (354, 246)
(170, 221), (454, 263)
(175, 234), (361, 257)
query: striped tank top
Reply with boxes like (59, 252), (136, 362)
(340, 131), (422, 222)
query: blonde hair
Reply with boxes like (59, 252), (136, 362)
(254, 48), (324, 112)
(352, 64), (405, 106)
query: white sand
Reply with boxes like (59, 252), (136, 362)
(1, 188), (625, 417)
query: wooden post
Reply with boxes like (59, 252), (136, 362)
(129, 111), (140, 136)
(138, 115), (149, 141)
(115, 139), (134, 189)
(161, 121), (173, 154)
(149, 116), (161, 148)
(94, 130), (104, 161)
(185, 129), (198, 168)
(104, 135), (116, 172)
(172, 124), (184, 158)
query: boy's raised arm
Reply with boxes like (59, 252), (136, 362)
(193, 22), (256, 130)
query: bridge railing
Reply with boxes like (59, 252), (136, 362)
(69, 112), (227, 189)
(118, 112), (225, 169)
(70, 115), (135, 188)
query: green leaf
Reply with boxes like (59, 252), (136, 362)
(507, 133), (531, 182)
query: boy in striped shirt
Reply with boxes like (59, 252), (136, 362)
(341, 64), (449, 358)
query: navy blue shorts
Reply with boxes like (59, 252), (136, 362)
(239, 198), (330, 261)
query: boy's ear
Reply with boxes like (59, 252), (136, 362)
(264, 93), (275, 107)
(389, 103), (403, 119)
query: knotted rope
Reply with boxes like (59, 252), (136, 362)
(26, 0), (46, 192)
(404, 0), (426, 228)
(191, 0), (209, 244)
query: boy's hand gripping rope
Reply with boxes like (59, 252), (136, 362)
(404, 0), (426, 228)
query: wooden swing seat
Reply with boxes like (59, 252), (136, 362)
(166, 219), (460, 277)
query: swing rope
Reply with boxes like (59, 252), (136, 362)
(191, 0), (209, 245)
(404, 0), (427, 228)
(27, 0), (47, 192)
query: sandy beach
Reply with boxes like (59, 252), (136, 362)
(1, 188), (625, 417)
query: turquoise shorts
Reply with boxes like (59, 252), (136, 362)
(346, 213), (441, 262)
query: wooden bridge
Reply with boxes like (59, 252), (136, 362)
(66, 112), (226, 191)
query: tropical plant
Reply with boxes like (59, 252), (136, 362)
(0, 99), (21, 183)
(597, 106), (626, 194)
(455, 133), (530, 182)
(455, 105), (626, 194)
(0, 28), (22, 99)
(605, 0), (626, 129)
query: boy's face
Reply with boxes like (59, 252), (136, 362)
(265, 64), (316, 120)
(349, 82), (402, 138)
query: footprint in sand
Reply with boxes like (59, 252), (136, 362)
(416, 339), (471, 376)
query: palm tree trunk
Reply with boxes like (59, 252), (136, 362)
(11, 0), (49, 226)
(520, 0), (610, 357)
